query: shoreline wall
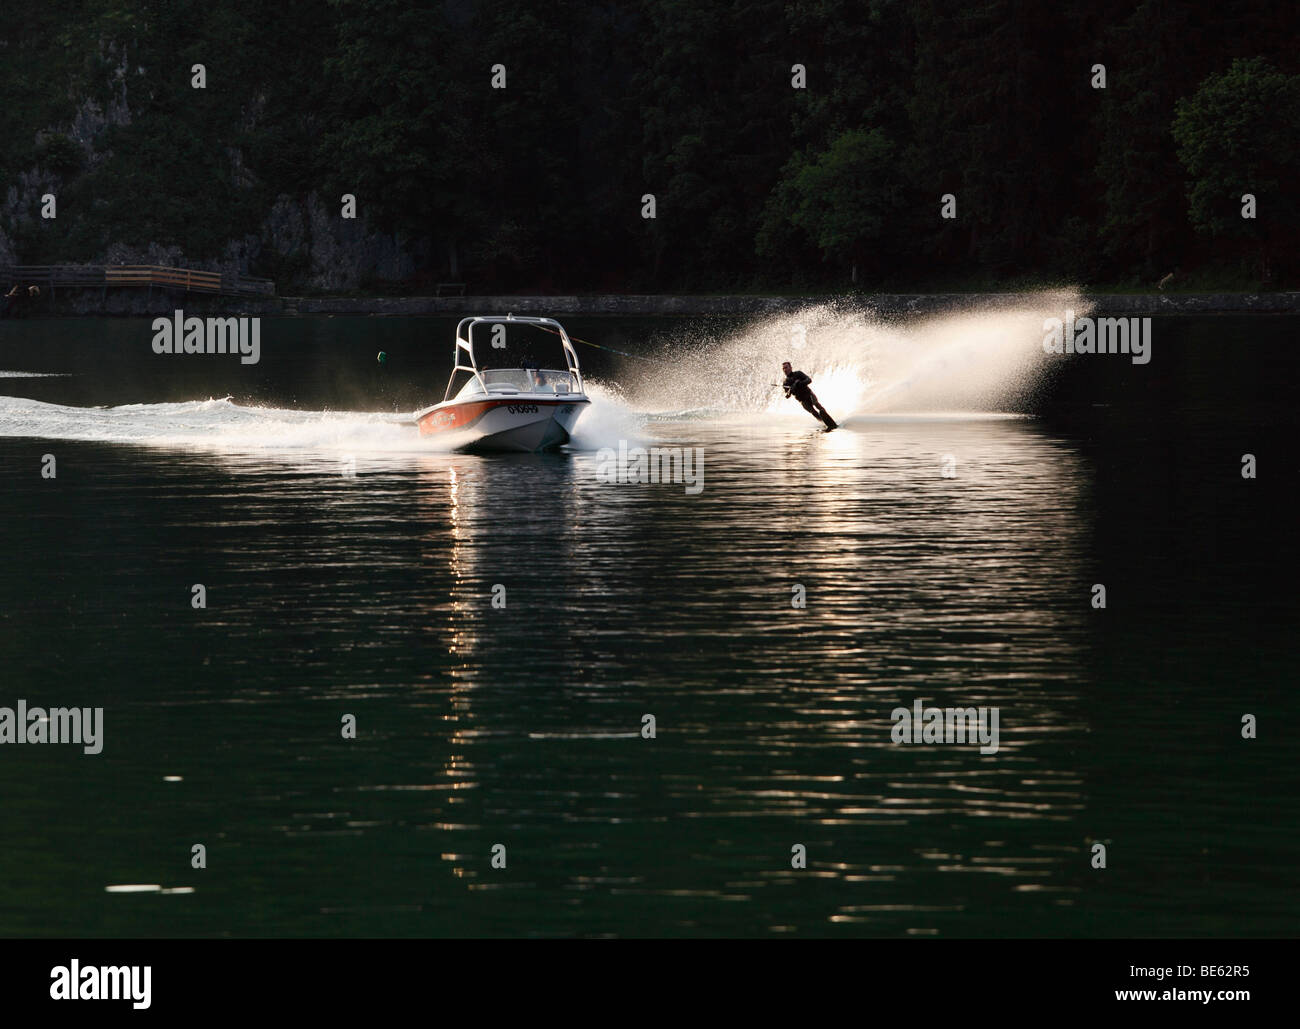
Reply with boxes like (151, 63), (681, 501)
(6, 290), (1300, 318)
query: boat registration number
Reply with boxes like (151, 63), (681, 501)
(507, 404), (539, 414)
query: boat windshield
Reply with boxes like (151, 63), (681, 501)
(452, 376), (486, 400)
(480, 368), (576, 394)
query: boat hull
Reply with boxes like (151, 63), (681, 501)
(415, 396), (590, 452)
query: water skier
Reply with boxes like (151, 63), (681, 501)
(780, 362), (837, 429)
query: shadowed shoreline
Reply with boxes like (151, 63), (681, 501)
(4, 291), (1299, 319)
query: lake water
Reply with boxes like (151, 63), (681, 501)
(1, 306), (1295, 937)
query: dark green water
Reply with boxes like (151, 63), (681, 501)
(0, 313), (1296, 937)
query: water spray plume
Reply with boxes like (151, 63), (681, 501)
(619, 291), (1091, 420)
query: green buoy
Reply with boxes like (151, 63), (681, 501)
(377, 351), (387, 364)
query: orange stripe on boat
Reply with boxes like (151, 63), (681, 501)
(417, 398), (577, 436)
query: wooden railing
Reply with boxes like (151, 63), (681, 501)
(0, 264), (275, 297)
(105, 266), (221, 291)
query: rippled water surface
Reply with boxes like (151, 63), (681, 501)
(1, 313), (1295, 937)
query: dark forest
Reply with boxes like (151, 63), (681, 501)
(2, 1), (1297, 293)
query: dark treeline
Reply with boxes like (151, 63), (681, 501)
(1, 0), (1297, 293)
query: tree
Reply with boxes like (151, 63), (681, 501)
(1173, 57), (1300, 281)
(321, 0), (473, 272)
(759, 127), (901, 283)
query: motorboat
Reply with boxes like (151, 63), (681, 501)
(414, 315), (591, 451)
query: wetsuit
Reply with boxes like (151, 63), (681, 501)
(782, 370), (836, 428)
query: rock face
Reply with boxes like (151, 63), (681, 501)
(0, 41), (422, 295)
(3, 168), (58, 226)
(66, 52), (132, 163)
(81, 193), (418, 293)
(263, 192), (420, 291)
(3, 51), (132, 227)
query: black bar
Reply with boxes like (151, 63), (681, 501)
(0, 939), (1276, 1016)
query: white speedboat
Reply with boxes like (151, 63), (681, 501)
(415, 315), (591, 451)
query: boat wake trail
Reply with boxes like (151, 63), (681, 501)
(0, 389), (646, 454)
(621, 291), (1090, 422)
(0, 396), (435, 451)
